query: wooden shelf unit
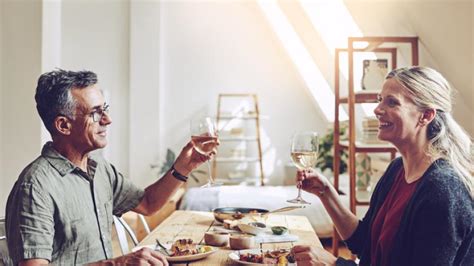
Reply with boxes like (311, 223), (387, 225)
(212, 93), (265, 186)
(332, 36), (418, 255)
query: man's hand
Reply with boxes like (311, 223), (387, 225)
(296, 169), (331, 197)
(173, 140), (218, 176)
(291, 245), (337, 266)
(109, 247), (168, 266)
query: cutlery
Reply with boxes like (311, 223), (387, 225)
(155, 239), (170, 256)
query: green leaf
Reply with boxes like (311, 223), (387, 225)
(166, 149), (176, 164)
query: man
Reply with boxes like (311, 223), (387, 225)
(6, 69), (211, 265)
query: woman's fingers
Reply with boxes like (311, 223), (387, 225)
(292, 245), (311, 253)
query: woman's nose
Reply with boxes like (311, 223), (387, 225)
(373, 103), (384, 117)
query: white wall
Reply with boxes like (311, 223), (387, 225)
(60, 0), (131, 175)
(0, 1), (43, 215)
(159, 1), (324, 185)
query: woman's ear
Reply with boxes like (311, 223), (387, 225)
(419, 108), (436, 126)
(54, 116), (72, 135)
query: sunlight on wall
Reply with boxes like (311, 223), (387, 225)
(257, 0), (347, 122)
(299, 0), (377, 116)
(300, 0), (362, 53)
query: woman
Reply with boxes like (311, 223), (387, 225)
(292, 66), (473, 266)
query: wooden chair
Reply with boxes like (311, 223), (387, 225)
(112, 214), (151, 255)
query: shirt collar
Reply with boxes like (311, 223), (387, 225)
(41, 141), (98, 177)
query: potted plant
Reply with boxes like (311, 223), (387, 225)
(316, 126), (348, 175)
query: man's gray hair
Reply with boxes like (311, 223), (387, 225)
(35, 69), (98, 135)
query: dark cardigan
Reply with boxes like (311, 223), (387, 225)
(336, 158), (473, 266)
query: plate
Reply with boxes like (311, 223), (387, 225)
(228, 248), (296, 265)
(133, 244), (217, 262)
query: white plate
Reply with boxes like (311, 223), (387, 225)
(228, 248), (296, 265)
(133, 244), (217, 263)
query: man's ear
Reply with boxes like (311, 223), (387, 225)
(419, 108), (436, 126)
(54, 116), (72, 135)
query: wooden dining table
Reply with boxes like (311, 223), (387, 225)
(138, 210), (322, 265)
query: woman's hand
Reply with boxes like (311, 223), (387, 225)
(296, 169), (331, 197)
(291, 245), (337, 266)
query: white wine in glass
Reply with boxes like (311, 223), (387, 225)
(288, 131), (319, 204)
(190, 116), (222, 188)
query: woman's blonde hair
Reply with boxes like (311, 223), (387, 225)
(387, 66), (473, 197)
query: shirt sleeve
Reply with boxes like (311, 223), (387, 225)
(6, 182), (54, 264)
(108, 163), (145, 216)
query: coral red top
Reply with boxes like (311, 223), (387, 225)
(370, 168), (421, 266)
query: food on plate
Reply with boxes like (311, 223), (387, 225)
(271, 226), (288, 235)
(223, 219), (240, 230)
(238, 249), (295, 265)
(169, 239), (212, 256)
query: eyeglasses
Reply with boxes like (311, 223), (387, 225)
(89, 104), (110, 122)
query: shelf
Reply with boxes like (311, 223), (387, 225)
(332, 36), (418, 254)
(214, 93), (265, 186)
(219, 115), (257, 120)
(219, 136), (258, 141)
(339, 92), (379, 104)
(339, 140), (396, 153)
(218, 114), (269, 120)
(215, 157), (260, 163)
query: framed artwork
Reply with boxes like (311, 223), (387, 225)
(361, 59), (388, 91)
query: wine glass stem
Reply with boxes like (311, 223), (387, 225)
(206, 160), (213, 184)
(297, 187), (302, 199)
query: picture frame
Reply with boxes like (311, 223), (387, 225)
(361, 59), (388, 91)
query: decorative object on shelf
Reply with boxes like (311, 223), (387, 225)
(361, 117), (384, 144)
(361, 59), (388, 91)
(356, 153), (372, 191)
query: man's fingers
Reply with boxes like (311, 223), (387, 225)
(149, 250), (169, 266)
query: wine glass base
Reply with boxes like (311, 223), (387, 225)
(287, 198), (311, 205)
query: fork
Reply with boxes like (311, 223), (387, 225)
(155, 239), (170, 256)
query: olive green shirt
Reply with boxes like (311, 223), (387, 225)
(5, 142), (145, 265)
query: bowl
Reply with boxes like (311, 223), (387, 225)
(229, 234), (255, 250)
(204, 231), (230, 247)
(271, 226), (288, 235)
(238, 222), (267, 235)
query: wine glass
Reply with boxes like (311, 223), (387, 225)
(287, 131), (319, 204)
(190, 116), (222, 188)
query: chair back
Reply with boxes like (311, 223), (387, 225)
(0, 218), (13, 266)
(138, 214), (151, 235)
(113, 216), (139, 255)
